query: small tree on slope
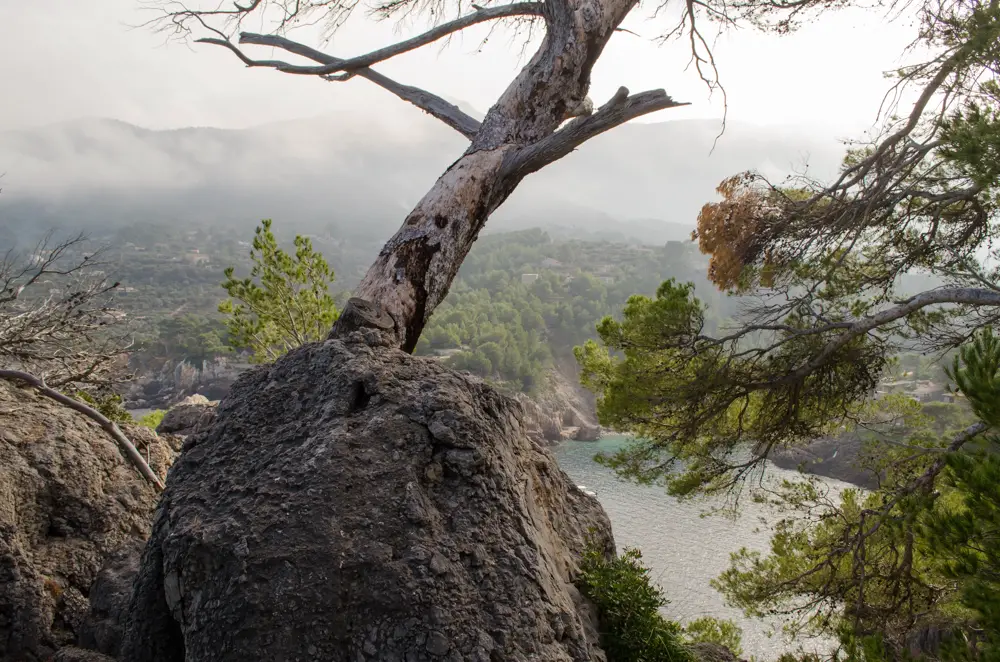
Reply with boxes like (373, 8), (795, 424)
(219, 219), (339, 363)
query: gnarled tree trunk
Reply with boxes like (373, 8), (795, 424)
(330, 0), (682, 350)
(183, 0), (683, 351)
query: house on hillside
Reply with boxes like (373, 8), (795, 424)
(912, 381), (945, 402)
(521, 273), (539, 284)
(541, 258), (562, 268)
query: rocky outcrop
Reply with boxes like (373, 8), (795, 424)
(573, 424), (602, 442)
(0, 381), (175, 662)
(155, 394), (218, 439)
(125, 357), (244, 410)
(770, 434), (878, 490)
(516, 359), (599, 444)
(122, 331), (615, 662)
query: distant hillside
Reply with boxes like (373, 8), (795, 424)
(0, 115), (845, 246)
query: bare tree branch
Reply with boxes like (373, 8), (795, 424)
(205, 32), (483, 138)
(771, 287), (1000, 388)
(500, 86), (690, 177)
(1, 234), (133, 390)
(0, 369), (164, 491)
(676, 286), (1000, 383)
(230, 3), (544, 76)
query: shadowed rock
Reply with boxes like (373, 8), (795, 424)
(770, 435), (879, 490)
(121, 331), (614, 662)
(0, 381), (174, 662)
(76, 540), (145, 658)
(155, 394), (218, 440)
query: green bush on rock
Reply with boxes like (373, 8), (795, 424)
(577, 541), (693, 662)
(137, 409), (166, 429)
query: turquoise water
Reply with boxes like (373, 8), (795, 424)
(555, 435), (843, 659)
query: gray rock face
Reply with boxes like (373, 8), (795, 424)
(0, 381), (173, 662)
(53, 647), (118, 662)
(77, 540), (145, 658)
(573, 425), (602, 442)
(155, 394), (218, 439)
(689, 642), (742, 662)
(770, 434), (878, 490)
(122, 332), (614, 662)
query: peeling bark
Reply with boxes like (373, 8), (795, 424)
(182, 0), (685, 351)
(337, 0), (685, 350)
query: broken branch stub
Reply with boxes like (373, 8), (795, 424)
(330, 297), (397, 343)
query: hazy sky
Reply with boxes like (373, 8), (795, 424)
(1, 0), (923, 140)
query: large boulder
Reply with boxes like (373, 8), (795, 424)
(122, 331), (615, 662)
(155, 394), (218, 439)
(573, 425), (602, 442)
(0, 381), (174, 662)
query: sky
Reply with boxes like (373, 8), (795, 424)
(1, 0), (925, 142)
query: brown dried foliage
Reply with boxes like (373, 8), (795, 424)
(695, 173), (785, 290)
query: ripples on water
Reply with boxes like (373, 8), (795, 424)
(555, 435), (850, 660)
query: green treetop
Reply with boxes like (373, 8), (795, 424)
(220, 219), (339, 363)
(576, 1), (1000, 655)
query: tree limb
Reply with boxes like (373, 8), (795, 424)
(0, 369), (165, 491)
(201, 33), (481, 139)
(500, 86), (689, 178)
(240, 3), (544, 77)
(776, 287), (1000, 387)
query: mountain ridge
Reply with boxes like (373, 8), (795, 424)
(0, 114), (846, 245)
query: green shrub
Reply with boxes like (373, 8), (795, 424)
(75, 391), (133, 424)
(137, 409), (166, 429)
(577, 542), (692, 662)
(683, 617), (744, 658)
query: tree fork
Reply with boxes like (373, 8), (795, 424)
(177, 0), (687, 352)
(339, 85), (684, 351)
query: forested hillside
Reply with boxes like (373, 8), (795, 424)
(413, 230), (740, 391)
(49, 222), (737, 397)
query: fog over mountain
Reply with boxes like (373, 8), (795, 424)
(0, 111), (846, 246)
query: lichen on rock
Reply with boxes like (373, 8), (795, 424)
(122, 331), (615, 661)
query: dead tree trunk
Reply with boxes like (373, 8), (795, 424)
(338, 0), (683, 350)
(173, 0), (686, 351)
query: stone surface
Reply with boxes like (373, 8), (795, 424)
(0, 381), (174, 662)
(689, 642), (742, 662)
(155, 394), (218, 439)
(53, 646), (118, 662)
(572, 425), (602, 442)
(76, 539), (145, 658)
(122, 332), (615, 662)
(125, 357), (243, 410)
